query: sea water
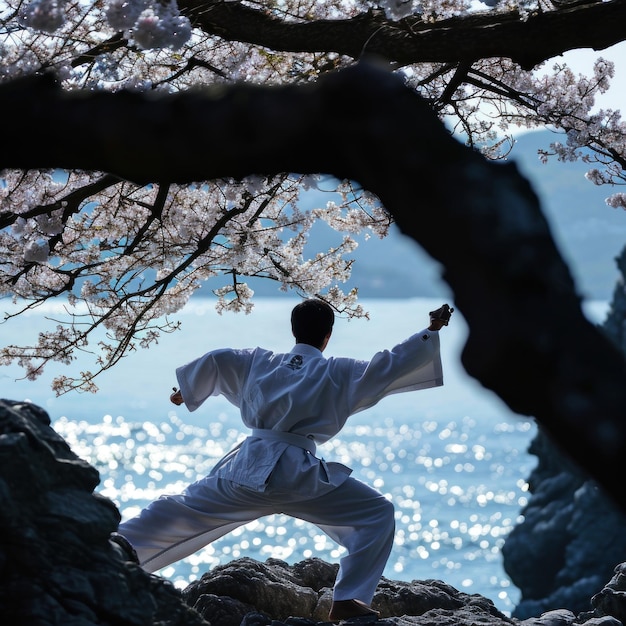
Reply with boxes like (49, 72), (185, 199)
(1, 297), (609, 615)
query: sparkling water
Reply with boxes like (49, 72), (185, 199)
(3, 297), (608, 615)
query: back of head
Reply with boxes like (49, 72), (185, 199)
(291, 299), (335, 349)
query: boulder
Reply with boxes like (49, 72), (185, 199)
(502, 427), (626, 618)
(0, 398), (208, 625)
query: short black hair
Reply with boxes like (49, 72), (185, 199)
(291, 299), (335, 348)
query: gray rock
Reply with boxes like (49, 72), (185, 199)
(0, 399), (208, 626)
(590, 563), (626, 624)
(502, 428), (626, 618)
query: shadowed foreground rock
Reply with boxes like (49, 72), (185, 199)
(182, 557), (626, 626)
(0, 399), (208, 626)
(503, 427), (626, 619)
(502, 255), (626, 619)
(2, 398), (626, 626)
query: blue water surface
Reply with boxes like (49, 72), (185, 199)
(3, 297), (609, 614)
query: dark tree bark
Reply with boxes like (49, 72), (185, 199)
(179, 0), (626, 70)
(2, 62), (626, 511)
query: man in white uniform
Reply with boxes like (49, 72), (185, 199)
(117, 299), (453, 622)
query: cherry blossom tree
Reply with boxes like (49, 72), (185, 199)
(1, 0), (626, 399)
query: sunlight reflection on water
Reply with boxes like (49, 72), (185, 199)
(14, 296), (610, 615)
(54, 409), (534, 615)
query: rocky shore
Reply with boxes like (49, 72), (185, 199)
(502, 427), (626, 618)
(1, 398), (625, 626)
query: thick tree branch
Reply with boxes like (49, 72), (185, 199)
(2, 62), (626, 509)
(179, 0), (626, 70)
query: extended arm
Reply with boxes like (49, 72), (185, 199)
(347, 304), (454, 414)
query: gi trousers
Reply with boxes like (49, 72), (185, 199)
(118, 471), (395, 604)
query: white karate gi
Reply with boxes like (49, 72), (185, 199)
(119, 328), (443, 604)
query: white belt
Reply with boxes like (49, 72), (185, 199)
(250, 428), (316, 454)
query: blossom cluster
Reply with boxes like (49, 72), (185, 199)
(1, 0), (624, 392)
(0, 170), (383, 392)
(18, 0), (192, 49)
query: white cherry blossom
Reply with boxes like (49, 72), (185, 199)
(1, 0), (624, 392)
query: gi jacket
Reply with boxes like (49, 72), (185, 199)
(175, 329), (443, 495)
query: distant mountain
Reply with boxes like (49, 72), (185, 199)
(200, 130), (626, 302)
(511, 130), (626, 302)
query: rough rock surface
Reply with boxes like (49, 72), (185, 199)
(2, 398), (626, 626)
(0, 399), (208, 626)
(502, 427), (626, 618)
